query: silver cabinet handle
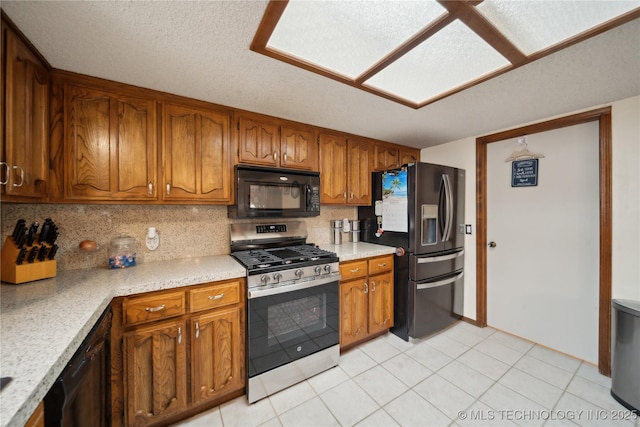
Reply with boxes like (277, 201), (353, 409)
(145, 304), (166, 313)
(273, 151), (278, 161)
(350, 192), (354, 199)
(166, 182), (171, 196)
(195, 321), (200, 339)
(0, 162), (8, 185)
(349, 268), (360, 273)
(13, 165), (24, 187)
(377, 263), (387, 267)
(208, 293), (224, 300)
(343, 192), (347, 200)
(283, 152), (287, 162)
(178, 326), (182, 344)
(371, 280), (376, 292)
(148, 181), (153, 195)
(364, 282), (368, 294)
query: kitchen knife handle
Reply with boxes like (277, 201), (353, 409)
(12, 165), (24, 187)
(148, 181), (153, 195)
(145, 304), (166, 313)
(166, 183), (171, 196)
(0, 162), (8, 185)
(208, 294), (224, 300)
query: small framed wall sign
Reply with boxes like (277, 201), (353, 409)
(511, 159), (539, 187)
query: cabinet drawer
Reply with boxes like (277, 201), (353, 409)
(339, 260), (368, 280)
(124, 291), (185, 326)
(189, 280), (241, 313)
(368, 255), (393, 275)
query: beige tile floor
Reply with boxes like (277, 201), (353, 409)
(173, 322), (638, 427)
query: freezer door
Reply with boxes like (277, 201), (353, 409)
(408, 271), (464, 339)
(409, 249), (464, 281)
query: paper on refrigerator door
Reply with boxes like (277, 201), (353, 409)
(381, 171), (408, 233)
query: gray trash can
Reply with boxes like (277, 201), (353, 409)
(611, 299), (640, 412)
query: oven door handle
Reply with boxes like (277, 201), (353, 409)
(248, 274), (341, 299)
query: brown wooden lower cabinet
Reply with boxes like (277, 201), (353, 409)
(25, 401), (45, 427)
(339, 255), (394, 349)
(112, 278), (246, 427)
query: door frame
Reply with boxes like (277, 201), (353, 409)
(475, 106), (612, 375)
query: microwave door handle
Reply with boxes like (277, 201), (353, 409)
(306, 184), (312, 210)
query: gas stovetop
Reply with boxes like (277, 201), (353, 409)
(229, 221), (340, 289)
(231, 245), (338, 271)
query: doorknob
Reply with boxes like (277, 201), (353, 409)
(488, 241), (497, 248)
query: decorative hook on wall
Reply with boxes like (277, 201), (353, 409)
(505, 136), (546, 162)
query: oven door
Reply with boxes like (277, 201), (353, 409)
(247, 277), (339, 379)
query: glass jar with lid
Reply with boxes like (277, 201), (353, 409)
(108, 235), (136, 268)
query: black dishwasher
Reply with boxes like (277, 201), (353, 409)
(44, 307), (112, 427)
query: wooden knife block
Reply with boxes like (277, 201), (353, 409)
(1, 237), (56, 284)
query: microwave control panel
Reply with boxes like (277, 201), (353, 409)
(309, 185), (320, 212)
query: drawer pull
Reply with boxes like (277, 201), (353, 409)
(349, 268), (360, 273)
(208, 293), (224, 300)
(377, 263), (387, 267)
(145, 304), (166, 313)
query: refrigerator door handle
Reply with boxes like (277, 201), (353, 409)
(416, 271), (464, 290)
(442, 174), (454, 242)
(416, 250), (464, 263)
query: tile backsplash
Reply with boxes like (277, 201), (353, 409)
(0, 204), (356, 271)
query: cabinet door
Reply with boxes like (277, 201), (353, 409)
(280, 125), (317, 171)
(190, 306), (244, 406)
(2, 25), (49, 199)
(64, 85), (157, 200)
(237, 115), (279, 167)
(163, 104), (231, 202)
(319, 133), (347, 204)
(347, 138), (372, 205)
(124, 318), (187, 427)
(399, 147), (420, 166)
(339, 278), (368, 348)
(368, 272), (394, 335)
(373, 143), (399, 171)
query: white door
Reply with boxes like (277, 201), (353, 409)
(486, 122), (599, 363)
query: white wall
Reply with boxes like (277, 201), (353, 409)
(422, 96), (640, 320)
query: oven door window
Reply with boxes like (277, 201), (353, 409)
(249, 183), (302, 210)
(247, 282), (339, 377)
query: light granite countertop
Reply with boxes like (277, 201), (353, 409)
(0, 243), (393, 427)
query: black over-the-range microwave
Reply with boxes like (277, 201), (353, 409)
(227, 165), (321, 219)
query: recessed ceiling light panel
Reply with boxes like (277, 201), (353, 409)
(363, 20), (511, 104)
(267, 0), (446, 79)
(477, 0), (640, 55)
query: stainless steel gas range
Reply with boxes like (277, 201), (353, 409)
(230, 221), (340, 404)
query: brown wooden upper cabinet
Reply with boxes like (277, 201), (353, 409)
(373, 141), (420, 171)
(319, 132), (371, 205)
(63, 83), (158, 201)
(237, 113), (318, 171)
(1, 21), (49, 200)
(163, 103), (232, 202)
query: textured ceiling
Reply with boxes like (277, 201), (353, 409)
(2, 1), (639, 149)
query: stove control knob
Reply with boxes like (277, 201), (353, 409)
(324, 265), (332, 273)
(260, 275), (270, 284)
(314, 266), (322, 275)
(273, 273), (282, 282)
(295, 269), (304, 278)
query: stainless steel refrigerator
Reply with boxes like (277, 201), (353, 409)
(358, 162), (465, 340)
